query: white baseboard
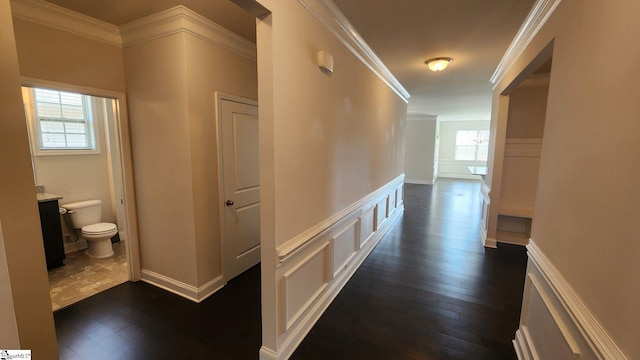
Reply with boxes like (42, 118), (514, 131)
(484, 236), (497, 248)
(437, 173), (483, 180)
(514, 240), (629, 359)
(405, 179), (433, 185)
(141, 269), (224, 303)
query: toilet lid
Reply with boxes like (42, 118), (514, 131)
(82, 222), (117, 235)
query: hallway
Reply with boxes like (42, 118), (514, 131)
(54, 180), (527, 359)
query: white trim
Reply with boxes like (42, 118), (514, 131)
(267, 205), (404, 360)
(522, 240), (630, 359)
(519, 73), (551, 88)
(141, 269), (225, 303)
(277, 174), (404, 263)
(259, 347), (278, 360)
(484, 237), (497, 249)
(297, 0), (410, 102)
(514, 328), (535, 360)
(282, 242), (330, 331)
(405, 179), (433, 185)
(490, 0), (562, 88)
(119, 5), (257, 60)
(10, 0), (122, 46)
(214, 92), (259, 283)
(437, 173), (483, 180)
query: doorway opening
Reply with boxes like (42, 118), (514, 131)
(20, 80), (140, 311)
(489, 41), (554, 247)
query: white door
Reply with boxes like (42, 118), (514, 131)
(221, 98), (260, 281)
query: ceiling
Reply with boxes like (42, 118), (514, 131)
(42, 0), (535, 120)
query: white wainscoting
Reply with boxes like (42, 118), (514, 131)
(140, 269), (224, 303)
(262, 175), (405, 360)
(514, 240), (629, 360)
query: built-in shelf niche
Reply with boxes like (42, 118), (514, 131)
(496, 214), (531, 245)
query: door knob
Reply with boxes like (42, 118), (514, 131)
(226, 200), (234, 206)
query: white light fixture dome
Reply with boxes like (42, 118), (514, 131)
(425, 57), (453, 72)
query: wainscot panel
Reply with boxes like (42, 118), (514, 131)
(268, 175), (405, 359)
(331, 219), (359, 278)
(359, 206), (375, 248)
(513, 240), (629, 360)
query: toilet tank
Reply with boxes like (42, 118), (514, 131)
(61, 200), (103, 229)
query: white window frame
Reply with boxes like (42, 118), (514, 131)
(454, 129), (489, 161)
(22, 87), (101, 156)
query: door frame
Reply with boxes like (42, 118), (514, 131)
(214, 92), (259, 284)
(21, 77), (142, 281)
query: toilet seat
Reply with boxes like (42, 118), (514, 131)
(82, 222), (118, 236)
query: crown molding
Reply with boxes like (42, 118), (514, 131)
(490, 0), (562, 88)
(10, 0), (122, 46)
(119, 6), (257, 61)
(298, 0), (410, 103)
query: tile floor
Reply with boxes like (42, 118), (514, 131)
(49, 241), (129, 311)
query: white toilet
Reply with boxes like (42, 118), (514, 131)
(61, 200), (118, 259)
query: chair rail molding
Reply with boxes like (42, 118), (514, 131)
(297, 0), (410, 103)
(490, 0), (562, 88)
(514, 240), (629, 359)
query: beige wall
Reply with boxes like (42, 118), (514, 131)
(12, 17), (126, 92)
(255, 0), (407, 355)
(124, 33), (198, 286)
(264, 3), (406, 246)
(492, 1), (640, 357)
(404, 117), (437, 184)
(184, 35), (258, 283)
(506, 83), (548, 138)
(124, 32), (258, 288)
(0, 0), (58, 356)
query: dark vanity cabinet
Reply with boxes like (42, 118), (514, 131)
(38, 200), (65, 269)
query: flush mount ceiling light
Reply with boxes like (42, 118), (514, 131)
(425, 57), (453, 72)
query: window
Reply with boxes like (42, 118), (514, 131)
(455, 130), (489, 161)
(23, 87), (99, 155)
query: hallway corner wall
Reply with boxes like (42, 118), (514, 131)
(491, 0), (640, 358)
(122, 7), (258, 299)
(254, 0), (408, 358)
(0, 0), (58, 355)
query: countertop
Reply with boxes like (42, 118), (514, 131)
(37, 192), (63, 203)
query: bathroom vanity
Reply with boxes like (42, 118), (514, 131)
(37, 193), (65, 269)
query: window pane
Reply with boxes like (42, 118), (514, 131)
(66, 134), (88, 148)
(41, 133), (66, 148)
(477, 144), (489, 161)
(59, 92), (83, 106)
(456, 130), (477, 145)
(40, 120), (65, 133)
(61, 104), (85, 119)
(64, 122), (86, 134)
(455, 145), (476, 160)
(478, 130), (490, 142)
(32, 87), (96, 151)
(35, 89), (60, 103)
(36, 102), (62, 118)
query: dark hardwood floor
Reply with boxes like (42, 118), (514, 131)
(292, 181), (527, 359)
(54, 180), (527, 360)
